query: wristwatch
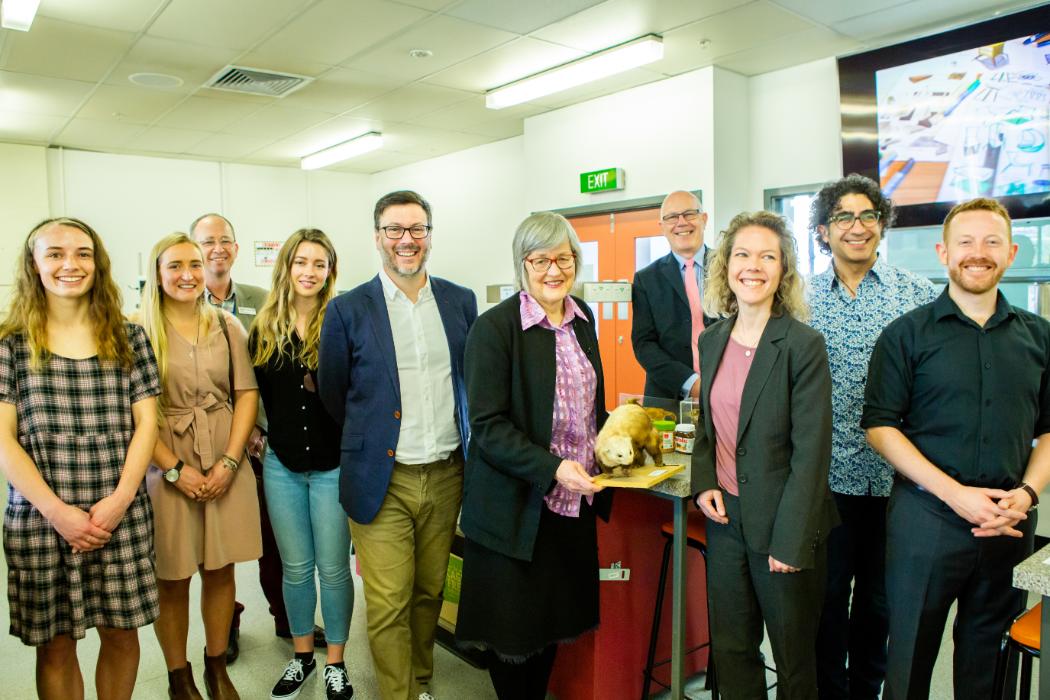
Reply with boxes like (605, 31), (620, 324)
(164, 460), (185, 483)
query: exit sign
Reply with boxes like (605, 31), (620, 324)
(580, 167), (625, 193)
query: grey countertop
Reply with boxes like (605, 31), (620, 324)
(1014, 542), (1050, 596)
(646, 451), (694, 499)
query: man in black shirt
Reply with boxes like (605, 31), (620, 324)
(862, 197), (1050, 700)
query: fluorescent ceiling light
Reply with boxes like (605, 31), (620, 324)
(1, 0), (41, 31)
(486, 34), (663, 110)
(301, 132), (383, 170)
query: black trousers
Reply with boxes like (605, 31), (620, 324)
(816, 493), (889, 700)
(884, 481), (1033, 700)
(707, 493), (827, 700)
(487, 645), (558, 700)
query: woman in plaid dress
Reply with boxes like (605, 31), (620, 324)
(0, 218), (161, 700)
(139, 233), (261, 700)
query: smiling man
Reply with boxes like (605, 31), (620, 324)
(318, 190), (477, 700)
(863, 197), (1050, 700)
(631, 190), (714, 400)
(805, 175), (937, 700)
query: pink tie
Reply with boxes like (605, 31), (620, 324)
(683, 258), (704, 375)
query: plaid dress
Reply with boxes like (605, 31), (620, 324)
(1, 323), (161, 646)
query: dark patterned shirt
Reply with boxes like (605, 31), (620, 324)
(807, 257), (938, 496)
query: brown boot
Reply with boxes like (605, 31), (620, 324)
(203, 649), (240, 700)
(168, 663), (204, 700)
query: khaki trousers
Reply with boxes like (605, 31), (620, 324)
(350, 452), (463, 700)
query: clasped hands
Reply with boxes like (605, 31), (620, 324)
(946, 484), (1032, 538)
(694, 489), (801, 574)
(171, 459), (235, 504)
(50, 491), (132, 554)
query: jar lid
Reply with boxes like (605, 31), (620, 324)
(652, 420), (676, 430)
(675, 423), (695, 431)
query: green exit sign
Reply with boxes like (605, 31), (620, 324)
(580, 167), (625, 193)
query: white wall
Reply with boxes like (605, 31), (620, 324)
(748, 57), (843, 206)
(0, 144), (50, 306)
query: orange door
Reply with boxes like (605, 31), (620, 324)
(570, 208), (668, 410)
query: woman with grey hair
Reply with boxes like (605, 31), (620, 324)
(456, 211), (612, 699)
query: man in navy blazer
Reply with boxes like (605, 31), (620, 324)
(319, 190), (477, 700)
(631, 190), (715, 400)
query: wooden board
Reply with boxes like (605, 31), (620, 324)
(593, 463), (684, 489)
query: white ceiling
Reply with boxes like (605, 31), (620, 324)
(0, 0), (1042, 174)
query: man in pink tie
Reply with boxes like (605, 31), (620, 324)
(631, 190), (711, 401)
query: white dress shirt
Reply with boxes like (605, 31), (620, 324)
(379, 270), (460, 464)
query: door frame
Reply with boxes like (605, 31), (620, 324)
(544, 190), (703, 219)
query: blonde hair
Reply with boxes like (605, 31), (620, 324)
(0, 217), (133, 371)
(138, 233), (217, 403)
(703, 211), (809, 321)
(250, 229), (338, 370)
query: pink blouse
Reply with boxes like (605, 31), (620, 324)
(710, 338), (757, 496)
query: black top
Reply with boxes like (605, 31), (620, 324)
(461, 294), (611, 562)
(251, 332), (340, 473)
(862, 289), (1050, 489)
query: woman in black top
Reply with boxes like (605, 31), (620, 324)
(248, 229), (354, 700)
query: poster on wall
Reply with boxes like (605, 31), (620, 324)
(254, 240), (282, 267)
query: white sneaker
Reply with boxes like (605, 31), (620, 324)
(418, 693), (436, 700)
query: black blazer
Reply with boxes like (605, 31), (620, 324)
(461, 294), (611, 562)
(691, 312), (837, 569)
(631, 250), (716, 399)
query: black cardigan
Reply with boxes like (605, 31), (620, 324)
(461, 294), (612, 561)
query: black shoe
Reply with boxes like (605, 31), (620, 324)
(271, 657), (316, 699)
(323, 664), (354, 699)
(275, 624), (328, 648)
(225, 626), (239, 665)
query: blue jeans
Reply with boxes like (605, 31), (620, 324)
(263, 449), (353, 644)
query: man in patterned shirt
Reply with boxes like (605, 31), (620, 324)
(806, 175), (937, 700)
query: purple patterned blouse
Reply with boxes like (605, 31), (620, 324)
(519, 291), (598, 517)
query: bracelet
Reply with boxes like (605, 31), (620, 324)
(221, 454), (240, 472)
(1020, 482), (1040, 507)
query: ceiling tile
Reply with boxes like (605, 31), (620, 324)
(196, 86), (278, 104)
(76, 84), (187, 124)
(653, 1), (819, 76)
(389, 0), (460, 11)
(344, 15), (518, 81)
(345, 82), (475, 122)
(276, 68), (394, 114)
(0, 71), (95, 117)
(328, 149), (423, 173)
(446, 0), (605, 34)
(407, 94), (543, 128)
(53, 117), (146, 151)
(256, 115), (383, 160)
(221, 104), (336, 140)
(105, 36), (241, 94)
(382, 124), (494, 156)
(532, 0), (751, 52)
(716, 26), (861, 76)
(147, 0), (306, 50)
(460, 116), (525, 139)
(244, 0), (430, 69)
(185, 132), (276, 160)
(0, 112), (69, 142)
(833, 0), (1033, 42)
(771, 0), (914, 26)
(424, 37), (584, 92)
(155, 95), (263, 131)
(125, 126), (214, 153)
(38, 0), (167, 32)
(1, 17), (136, 82)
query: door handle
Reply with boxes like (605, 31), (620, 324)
(618, 335), (624, 345)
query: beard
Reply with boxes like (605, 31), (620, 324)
(384, 243), (430, 278)
(947, 256), (1005, 295)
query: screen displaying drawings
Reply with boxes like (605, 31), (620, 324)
(875, 32), (1050, 205)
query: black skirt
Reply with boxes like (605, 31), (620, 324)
(456, 499), (600, 661)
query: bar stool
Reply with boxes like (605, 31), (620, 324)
(641, 511), (717, 700)
(992, 602), (1041, 699)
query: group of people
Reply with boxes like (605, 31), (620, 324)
(0, 176), (1047, 700)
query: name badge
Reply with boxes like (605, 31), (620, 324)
(240, 307), (257, 316)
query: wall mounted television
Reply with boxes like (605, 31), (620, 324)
(838, 5), (1050, 227)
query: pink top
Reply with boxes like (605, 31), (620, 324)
(710, 337), (757, 497)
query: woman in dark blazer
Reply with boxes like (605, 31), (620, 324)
(692, 210), (836, 699)
(456, 211), (611, 700)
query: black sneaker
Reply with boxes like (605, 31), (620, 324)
(270, 657), (316, 699)
(323, 664), (354, 699)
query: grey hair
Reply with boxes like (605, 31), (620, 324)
(511, 211), (583, 291)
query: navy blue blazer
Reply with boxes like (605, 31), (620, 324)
(318, 274), (478, 523)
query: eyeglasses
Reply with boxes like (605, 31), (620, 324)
(525, 254), (576, 273)
(829, 210), (881, 229)
(379, 224), (432, 239)
(661, 209), (701, 224)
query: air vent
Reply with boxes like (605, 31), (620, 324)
(204, 66), (313, 97)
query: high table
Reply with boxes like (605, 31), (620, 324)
(1012, 542), (1050, 698)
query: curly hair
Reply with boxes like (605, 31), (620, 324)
(250, 229), (338, 370)
(808, 173), (895, 256)
(0, 217), (134, 371)
(704, 211), (809, 321)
